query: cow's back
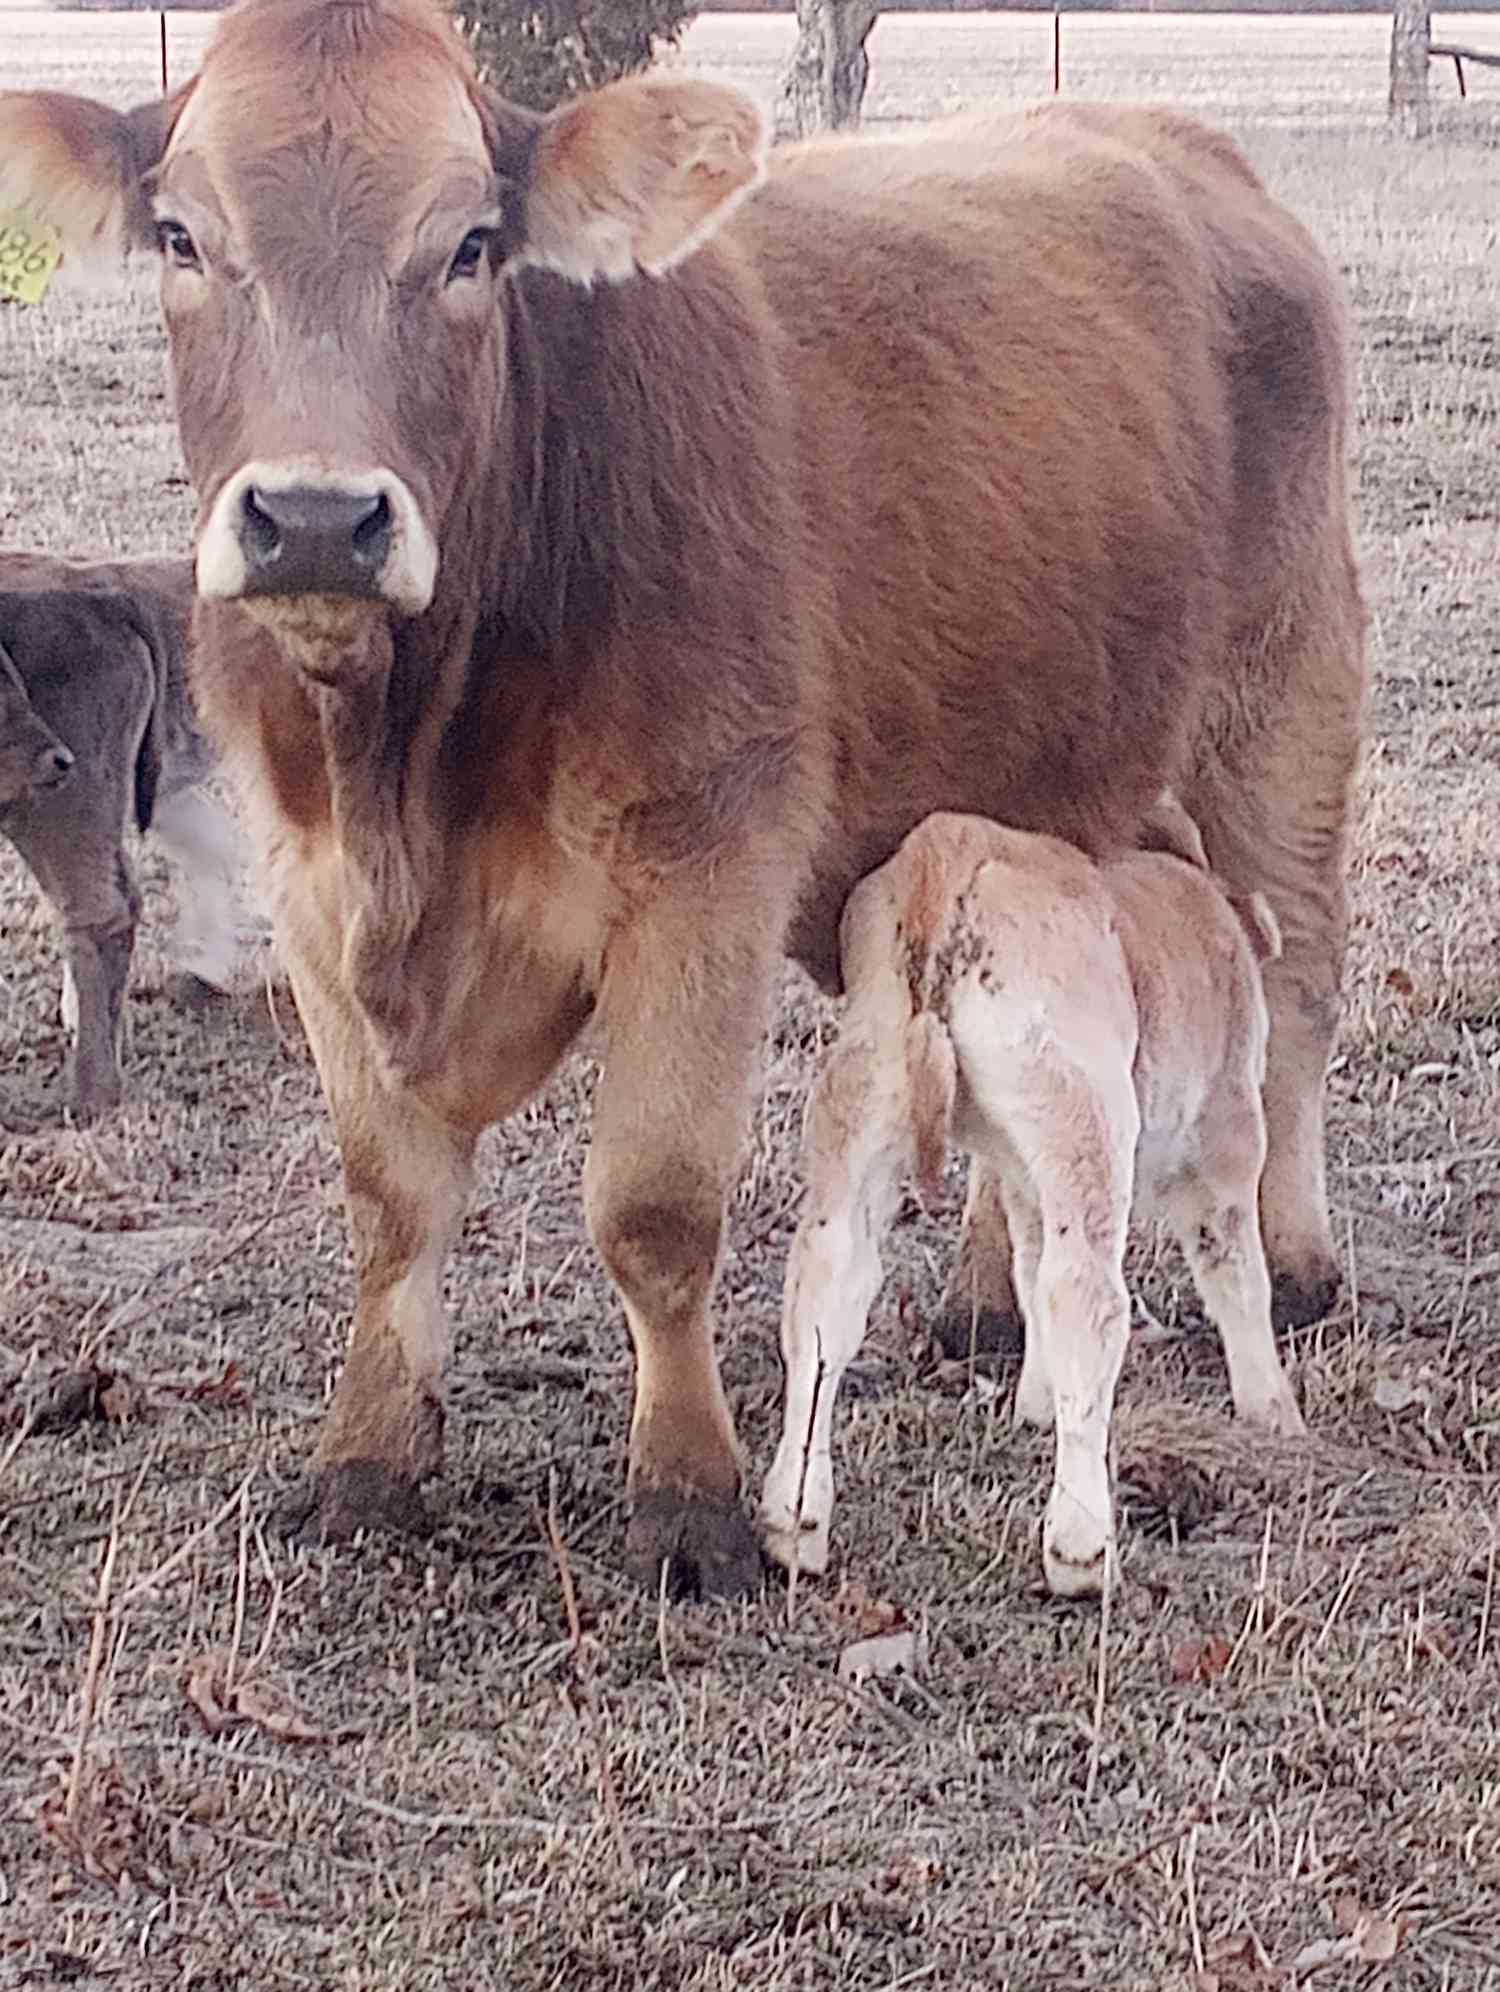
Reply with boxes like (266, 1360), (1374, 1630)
(731, 104), (1348, 989)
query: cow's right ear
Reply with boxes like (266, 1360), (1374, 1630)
(0, 85), (193, 272)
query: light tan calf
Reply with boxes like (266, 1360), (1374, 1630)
(760, 810), (1302, 1597)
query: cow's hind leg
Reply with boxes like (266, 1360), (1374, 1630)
(586, 901), (783, 1600)
(933, 1157), (1025, 1359)
(276, 970), (475, 1544)
(1187, 583), (1363, 1332)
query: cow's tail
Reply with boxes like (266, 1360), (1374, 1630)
(1230, 890), (1282, 966)
(904, 1009), (957, 1215)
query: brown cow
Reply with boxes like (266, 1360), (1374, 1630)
(1, 0), (1365, 1596)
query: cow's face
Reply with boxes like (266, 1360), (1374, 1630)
(0, 642), (74, 811)
(2, 0), (767, 646)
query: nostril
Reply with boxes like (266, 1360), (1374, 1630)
(241, 487), (283, 565)
(352, 492), (392, 569)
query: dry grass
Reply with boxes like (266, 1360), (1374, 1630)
(2, 13), (1499, 1988)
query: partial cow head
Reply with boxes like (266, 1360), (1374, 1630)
(2, 0), (767, 654)
(0, 640), (75, 810)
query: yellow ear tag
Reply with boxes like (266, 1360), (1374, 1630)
(0, 211), (64, 305)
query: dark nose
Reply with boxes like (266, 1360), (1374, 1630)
(36, 742), (74, 789)
(238, 484), (393, 598)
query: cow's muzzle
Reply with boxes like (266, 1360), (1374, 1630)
(197, 462), (438, 617)
(34, 741), (75, 790)
(239, 484), (392, 600)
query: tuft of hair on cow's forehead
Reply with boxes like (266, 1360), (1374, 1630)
(170, 0), (489, 176)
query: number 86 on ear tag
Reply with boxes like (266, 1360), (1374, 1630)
(0, 211), (64, 306)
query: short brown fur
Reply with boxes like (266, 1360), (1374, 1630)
(1, 0), (1364, 1592)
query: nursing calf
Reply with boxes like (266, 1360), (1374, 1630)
(760, 811), (1303, 1596)
(0, 556), (248, 1119)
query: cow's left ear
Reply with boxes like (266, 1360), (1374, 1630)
(0, 84), (194, 273)
(513, 76), (768, 285)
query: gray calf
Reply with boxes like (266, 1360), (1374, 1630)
(0, 555), (248, 1119)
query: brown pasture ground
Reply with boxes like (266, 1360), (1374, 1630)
(1, 12), (1498, 1988)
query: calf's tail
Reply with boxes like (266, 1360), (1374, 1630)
(904, 1010), (957, 1214)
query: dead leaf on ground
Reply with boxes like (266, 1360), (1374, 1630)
(817, 1578), (909, 1639)
(837, 1628), (926, 1685)
(1169, 1634), (1233, 1684)
(183, 1646), (353, 1745)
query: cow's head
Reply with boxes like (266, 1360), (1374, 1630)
(1, 0), (767, 639)
(0, 640), (75, 810)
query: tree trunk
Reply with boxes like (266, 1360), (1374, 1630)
(782, 0), (881, 139)
(1388, 0), (1432, 136)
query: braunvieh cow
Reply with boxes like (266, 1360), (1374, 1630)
(760, 807), (1304, 1595)
(0, 556), (249, 1119)
(1, 0), (1364, 1595)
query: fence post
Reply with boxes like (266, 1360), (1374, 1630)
(160, 12), (168, 95)
(1053, 8), (1061, 92)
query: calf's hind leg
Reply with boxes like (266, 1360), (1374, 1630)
(8, 807), (138, 1121)
(760, 1038), (906, 1576)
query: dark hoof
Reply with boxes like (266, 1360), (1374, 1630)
(625, 1489), (764, 1602)
(166, 972), (234, 1017)
(930, 1305), (1025, 1363)
(274, 1460), (432, 1546)
(1270, 1268), (1340, 1336)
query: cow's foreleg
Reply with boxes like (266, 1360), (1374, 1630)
(277, 969), (475, 1544)
(586, 907), (779, 1600)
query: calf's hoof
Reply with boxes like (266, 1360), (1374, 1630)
(275, 1459), (432, 1546)
(1270, 1267), (1340, 1336)
(759, 1504), (831, 1578)
(1042, 1526), (1111, 1600)
(626, 1488), (764, 1601)
(931, 1304), (1025, 1363)
(68, 1076), (121, 1124)
(1238, 1385), (1306, 1439)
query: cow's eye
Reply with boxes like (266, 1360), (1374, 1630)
(447, 228), (494, 283)
(156, 219), (201, 271)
